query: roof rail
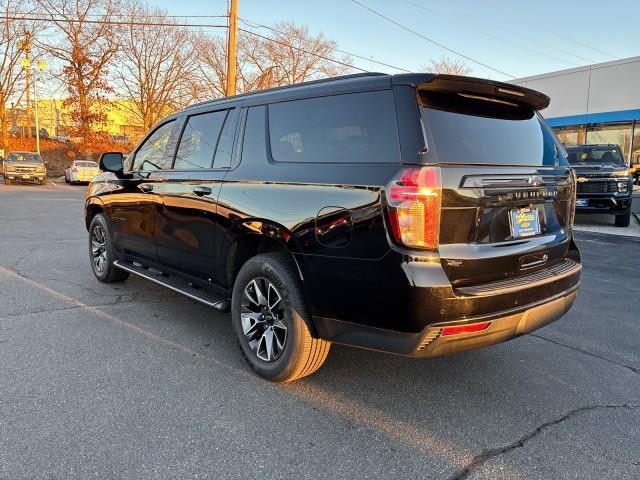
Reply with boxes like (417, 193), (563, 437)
(184, 72), (388, 110)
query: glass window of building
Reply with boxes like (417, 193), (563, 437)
(553, 125), (586, 146)
(586, 123), (633, 164)
(632, 121), (640, 167)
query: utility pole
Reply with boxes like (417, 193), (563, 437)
(225, 0), (238, 97)
(33, 61), (47, 155)
(19, 30), (33, 141)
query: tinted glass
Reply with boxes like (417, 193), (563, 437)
(174, 110), (227, 170)
(241, 106), (268, 166)
(566, 146), (625, 165)
(131, 121), (176, 171)
(268, 91), (400, 164)
(422, 105), (562, 166)
(213, 108), (238, 168)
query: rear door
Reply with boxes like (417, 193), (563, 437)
(153, 107), (239, 281)
(418, 84), (574, 286)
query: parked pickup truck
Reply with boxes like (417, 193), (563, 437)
(566, 144), (633, 227)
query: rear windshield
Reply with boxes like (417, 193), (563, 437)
(77, 161), (98, 167)
(6, 153), (42, 163)
(566, 146), (624, 165)
(420, 91), (563, 166)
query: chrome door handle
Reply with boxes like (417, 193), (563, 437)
(193, 186), (212, 196)
(140, 184), (154, 193)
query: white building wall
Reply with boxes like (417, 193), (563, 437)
(512, 57), (640, 118)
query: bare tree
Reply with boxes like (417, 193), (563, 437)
(118, 3), (198, 131)
(243, 22), (353, 88)
(0, 1), (31, 150)
(423, 56), (472, 76)
(194, 22), (354, 100)
(36, 0), (120, 143)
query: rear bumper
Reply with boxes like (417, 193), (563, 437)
(313, 252), (581, 357)
(70, 172), (98, 182)
(314, 285), (578, 357)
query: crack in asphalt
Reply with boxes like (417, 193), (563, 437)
(448, 404), (640, 480)
(531, 333), (640, 375)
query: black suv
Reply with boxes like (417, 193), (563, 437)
(566, 144), (633, 227)
(86, 73), (581, 382)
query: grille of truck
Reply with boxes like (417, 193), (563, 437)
(577, 181), (617, 194)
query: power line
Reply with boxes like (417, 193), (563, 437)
(425, 0), (600, 64)
(239, 18), (412, 73)
(350, 0), (514, 78)
(401, 0), (584, 67)
(480, 0), (617, 60)
(238, 28), (367, 73)
(3, 14), (228, 29)
(3, 14), (367, 74)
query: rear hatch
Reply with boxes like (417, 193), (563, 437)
(418, 76), (575, 286)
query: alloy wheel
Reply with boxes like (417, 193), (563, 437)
(91, 224), (108, 273)
(241, 277), (287, 362)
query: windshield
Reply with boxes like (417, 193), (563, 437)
(77, 161), (99, 168)
(566, 146), (625, 165)
(6, 153), (42, 163)
(420, 92), (564, 166)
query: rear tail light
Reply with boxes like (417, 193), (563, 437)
(441, 321), (491, 336)
(386, 166), (442, 250)
(71, 166), (77, 173)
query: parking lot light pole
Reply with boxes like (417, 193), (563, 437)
(32, 60), (47, 155)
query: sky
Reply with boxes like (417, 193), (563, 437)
(151, 0), (639, 81)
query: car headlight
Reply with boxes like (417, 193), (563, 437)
(36, 165), (46, 173)
(618, 182), (629, 192)
(5, 164), (15, 172)
(612, 169), (630, 177)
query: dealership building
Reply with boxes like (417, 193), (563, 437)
(512, 56), (640, 168)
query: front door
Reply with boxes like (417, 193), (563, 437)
(108, 120), (178, 263)
(154, 107), (239, 281)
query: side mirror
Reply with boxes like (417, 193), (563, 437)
(99, 152), (124, 174)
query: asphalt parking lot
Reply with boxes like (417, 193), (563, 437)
(1, 181), (638, 480)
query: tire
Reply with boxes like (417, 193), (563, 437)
(4, 176), (11, 185)
(65, 174), (69, 183)
(88, 213), (129, 283)
(231, 252), (330, 383)
(615, 211), (631, 227)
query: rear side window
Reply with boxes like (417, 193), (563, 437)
(174, 110), (228, 169)
(268, 91), (400, 164)
(420, 91), (564, 166)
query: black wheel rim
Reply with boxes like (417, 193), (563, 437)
(240, 277), (288, 362)
(91, 224), (108, 273)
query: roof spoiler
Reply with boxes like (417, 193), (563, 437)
(393, 73), (550, 111)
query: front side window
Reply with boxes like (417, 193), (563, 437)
(131, 121), (176, 172)
(174, 110), (228, 170)
(268, 91), (400, 164)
